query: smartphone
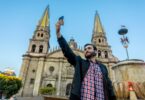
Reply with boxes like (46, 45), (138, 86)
(58, 16), (64, 25)
(59, 16), (64, 21)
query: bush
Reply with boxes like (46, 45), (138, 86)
(39, 87), (56, 95)
(0, 73), (22, 98)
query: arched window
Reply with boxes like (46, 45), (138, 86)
(66, 83), (72, 96)
(99, 39), (101, 43)
(30, 78), (35, 84)
(41, 33), (43, 37)
(98, 50), (101, 58)
(39, 45), (43, 53)
(105, 51), (108, 58)
(37, 33), (40, 37)
(31, 44), (36, 52)
(32, 69), (35, 73)
(47, 83), (53, 87)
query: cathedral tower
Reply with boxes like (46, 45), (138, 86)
(19, 6), (50, 96)
(91, 12), (118, 78)
(27, 6), (50, 56)
(91, 12), (118, 62)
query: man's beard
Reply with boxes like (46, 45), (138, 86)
(85, 51), (96, 59)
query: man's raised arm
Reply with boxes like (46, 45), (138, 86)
(56, 18), (76, 66)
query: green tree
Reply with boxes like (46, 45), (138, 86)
(0, 73), (22, 99)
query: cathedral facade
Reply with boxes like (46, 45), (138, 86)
(19, 7), (119, 97)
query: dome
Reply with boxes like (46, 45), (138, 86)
(68, 38), (77, 49)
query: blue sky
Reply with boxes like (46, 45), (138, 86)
(0, 0), (145, 75)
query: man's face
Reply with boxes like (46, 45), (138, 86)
(84, 45), (96, 59)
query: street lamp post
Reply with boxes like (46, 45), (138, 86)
(118, 26), (129, 60)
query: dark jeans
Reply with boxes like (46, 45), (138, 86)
(69, 93), (81, 100)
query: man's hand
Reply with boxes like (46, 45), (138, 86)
(55, 18), (64, 38)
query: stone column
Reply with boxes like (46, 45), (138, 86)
(108, 63), (114, 81)
(33, 57), (45, 96)
(56, 59), (63, 96)
(18, 56), (30, 96)
(112, 69), (116, 82)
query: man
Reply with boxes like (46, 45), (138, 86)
(56, 18), (116, 100)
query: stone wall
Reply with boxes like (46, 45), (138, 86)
(112, 59), (145, 82)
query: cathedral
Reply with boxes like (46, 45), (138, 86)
(19, 6), (119, 97)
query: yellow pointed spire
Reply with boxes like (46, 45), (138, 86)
(39, 6), (49, 27)
(94, 11), (104, 33)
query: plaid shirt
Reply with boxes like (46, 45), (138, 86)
(81, 62), (104, 100)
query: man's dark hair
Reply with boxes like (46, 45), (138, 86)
(84, 43), (97, 51)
